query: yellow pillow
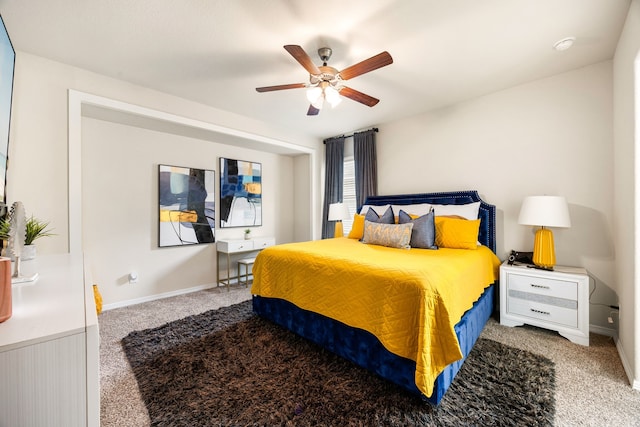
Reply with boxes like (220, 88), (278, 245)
(347, 214), (365, 239)
(435, 217), (480, 249)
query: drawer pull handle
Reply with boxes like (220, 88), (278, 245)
(530, 283), (550, 289)
(530, 308), (550, 316)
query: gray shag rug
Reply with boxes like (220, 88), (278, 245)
(122, 300), (555, 426)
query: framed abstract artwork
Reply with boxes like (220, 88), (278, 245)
(219, 157), (262, 228)
(158, 164), (215, 247)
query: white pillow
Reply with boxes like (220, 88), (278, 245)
(431, 202), (481, 220)
(391, 203), (432, 217)
(359, 204), (391, 216)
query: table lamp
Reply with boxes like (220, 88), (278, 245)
(518, 196), (571, 270)
(328, 202), (350, 238)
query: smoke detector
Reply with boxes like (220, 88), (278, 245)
(553, 37), (575, 51)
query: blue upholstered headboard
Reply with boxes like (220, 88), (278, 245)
(363, 190), (496, 253)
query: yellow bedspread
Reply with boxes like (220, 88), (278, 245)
(251, 237), (500, 397)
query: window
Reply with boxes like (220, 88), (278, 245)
(342, 157), (356, 234)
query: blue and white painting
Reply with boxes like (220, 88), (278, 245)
(219, 158), (262, 228)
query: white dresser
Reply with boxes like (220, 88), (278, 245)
(0, 254), (99, 427)
(500, 262), (589, 346)
(216, 237), (275, 288)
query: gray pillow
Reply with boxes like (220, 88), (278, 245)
(364, 206), (394, 224)
(398, 209), (438, 249)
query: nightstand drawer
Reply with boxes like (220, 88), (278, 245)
(508, 297), (578, 328)
(507, 273), (577, 301)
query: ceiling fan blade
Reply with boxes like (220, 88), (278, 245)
(284, 45), (321, 75)
(339, 51), (393, 81)
(307, 105), (320, 116)
(256, 83), (306, 92)
(339, 87), (380, 107)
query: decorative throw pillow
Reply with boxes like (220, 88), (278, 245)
(431, 202), (481, 220)
(347, 214), (365, 239)
(359, 204), (391, 216)
(434, 216), (481, 249)
(398, 209), (437, 249)
(362, 221), (413, 249)
(391, 203), (432, 217)
(364, 206), (394, 224)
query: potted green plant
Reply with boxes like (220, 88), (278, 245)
(25, 216), (55, 244)
(0, 216), (54, 260)
(244, 228), (251, 240)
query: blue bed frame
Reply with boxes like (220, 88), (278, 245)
(252, 190), (497, 405)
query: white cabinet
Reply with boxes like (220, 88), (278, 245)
(500, 262), (589, 346)
(0, 254), (99, 427)
(216, 237), (275, 288)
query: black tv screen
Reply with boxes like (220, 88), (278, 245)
(0, 15), (14, 206)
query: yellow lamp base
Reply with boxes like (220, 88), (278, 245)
(334, 221), (344, 238)
(533, 227), (556, 269)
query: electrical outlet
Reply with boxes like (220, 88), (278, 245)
(129, 272), (138, 284)
(608, 316), (614, 324)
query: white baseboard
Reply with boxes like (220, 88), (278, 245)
(102, 281), (233, 311)
(614, 337), (636, 389)
(612, 335), (640, 391)
(588, 325), (640, 390)
(589, 323), (617, 338)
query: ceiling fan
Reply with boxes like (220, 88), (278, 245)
(256, 45), (393, 116)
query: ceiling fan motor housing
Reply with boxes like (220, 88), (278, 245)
(310, 65), (340, 86)
(318, 47), (332, 64)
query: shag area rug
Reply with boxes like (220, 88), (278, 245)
(122, 301), (555, 426)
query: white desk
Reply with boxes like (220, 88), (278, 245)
(0, 253), (99, 427)
(216, 237), (275, 289)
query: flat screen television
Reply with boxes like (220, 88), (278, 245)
(0, 15), (14, 208)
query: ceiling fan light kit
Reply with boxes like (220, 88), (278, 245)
(307, 81), (342, 109)
(256, 44), (393, 116)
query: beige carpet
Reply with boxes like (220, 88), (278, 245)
(100, 286), (640, 426)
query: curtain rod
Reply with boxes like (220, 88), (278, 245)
(323, 127), (378, 144)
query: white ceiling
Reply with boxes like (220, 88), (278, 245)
(0, 0), (631, 139)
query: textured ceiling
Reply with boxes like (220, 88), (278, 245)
(0, 0), (631, 139)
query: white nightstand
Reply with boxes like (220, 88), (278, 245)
(500, 262), (589, 346)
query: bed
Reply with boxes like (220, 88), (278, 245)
(251, 190), (500, 404)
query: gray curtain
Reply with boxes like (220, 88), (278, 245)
(354, 129), (378, 211)
(322, 136), (345, 239)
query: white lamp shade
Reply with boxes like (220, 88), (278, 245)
(324, 86), (342, 107)
(306, 86), (322, 104)
(328, 202), (350, 221)
(518, 196), (571, 228)
(311, 96), (324, 109)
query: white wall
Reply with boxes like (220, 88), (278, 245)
(7, 52), (321, 305)
(613, 0), (640, 389)
(81, 118), (293, 304)
(377, 61), (616, 330)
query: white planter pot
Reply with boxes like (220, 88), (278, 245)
(0, 242), (36, 261)
(21, 245), (36, 261)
